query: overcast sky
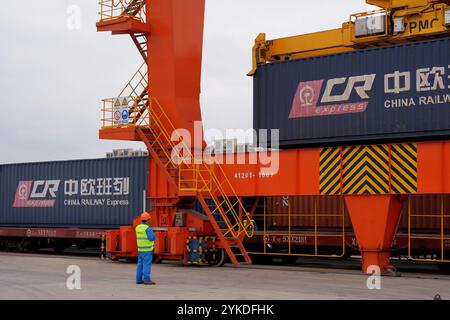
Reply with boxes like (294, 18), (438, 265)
(0, 0), (377, 164)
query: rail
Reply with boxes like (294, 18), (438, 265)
(101, 96), (150, 129)
(101, 63), (148, 129)
(99, 0), (146, 23)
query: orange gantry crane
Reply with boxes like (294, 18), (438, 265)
(97, 0), (450, 274)
(98, 0), (254, 266)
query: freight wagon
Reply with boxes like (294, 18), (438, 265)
(244, 195), (450, 270)
(254, 37), (450, 148)
(0, 157), (148, 253)
(1, 157), (448, 270)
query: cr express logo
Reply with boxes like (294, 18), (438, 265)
(13, 180), (60, 208)
(289, 74), (375, 118)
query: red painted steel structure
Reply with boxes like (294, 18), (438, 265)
(97, 0), (450, 273)
(99, 0), (215, 264)
(218, 143), (450, 271)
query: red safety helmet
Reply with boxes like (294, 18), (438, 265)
(141, 212), (151, 221)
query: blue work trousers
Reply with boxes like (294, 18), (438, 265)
(136, 251), (153, 283)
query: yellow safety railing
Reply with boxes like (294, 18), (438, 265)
(101, 96), (149, 129)
(349, 9), (387, 22)
(142, 97), (255, 238)
(101, 63), (148, 129)
(408, 196), (450, 263)
(179, 166), (212, 193)
(101, 92), (254, 238)
(249, 196), (347, 259)
(99, 0), (146, 23)
(117, 62), (147, 99)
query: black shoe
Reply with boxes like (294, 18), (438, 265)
(136, 281), (144, 285)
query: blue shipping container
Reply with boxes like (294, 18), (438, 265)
(0, 157), (148, 228)
(254, 37), (450, 147)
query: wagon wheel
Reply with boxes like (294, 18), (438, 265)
(212, 248), (227, 267)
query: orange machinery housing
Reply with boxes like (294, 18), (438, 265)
(97, 0), (450, 273)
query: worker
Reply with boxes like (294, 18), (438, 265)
(135, 212), (157, 285)
(243, 219), (258, 232)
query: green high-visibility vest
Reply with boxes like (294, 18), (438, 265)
(135, 224), (154, 253)
(244, 219), (254, 227)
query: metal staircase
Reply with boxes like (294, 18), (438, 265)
(197, 194), (253, 265)
(98, 0), (254, 265)
(101, 62), (148, 129)
(122, 0), (146, 17)
(131, 33), (148, 61)
(102, 93), (254, 264)
(134, 97), (254, 265)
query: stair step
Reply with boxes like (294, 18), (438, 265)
(233, 254), (249, 257)
(124, 7), (143, 14)
(124, 1), (144, 11)
(225, 238), (240, 242)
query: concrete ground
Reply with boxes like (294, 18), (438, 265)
(0, 252), (449, 300)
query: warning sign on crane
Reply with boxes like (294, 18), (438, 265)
(113, 97), (130, 126)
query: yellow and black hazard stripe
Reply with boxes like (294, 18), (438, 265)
(319, 147), (342, 195)
(320, 143), (418, 195)
(342, 145), (390, 195)
(390, 143), (418, 194)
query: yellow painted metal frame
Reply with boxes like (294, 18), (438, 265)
(408, 196), (450, 263)
(101, 72), (256, 238)
(99, 0), (146, 23)
(101, 63), (148, 129)
(248, 197), (347, 259)
(145, 97), (257, 238)
(249, 0), (450, 75)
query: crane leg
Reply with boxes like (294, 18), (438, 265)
(147, 0), (206, 135)
(345, 195), (403, 274)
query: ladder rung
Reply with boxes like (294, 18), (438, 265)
(233, 253), (248, 257)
